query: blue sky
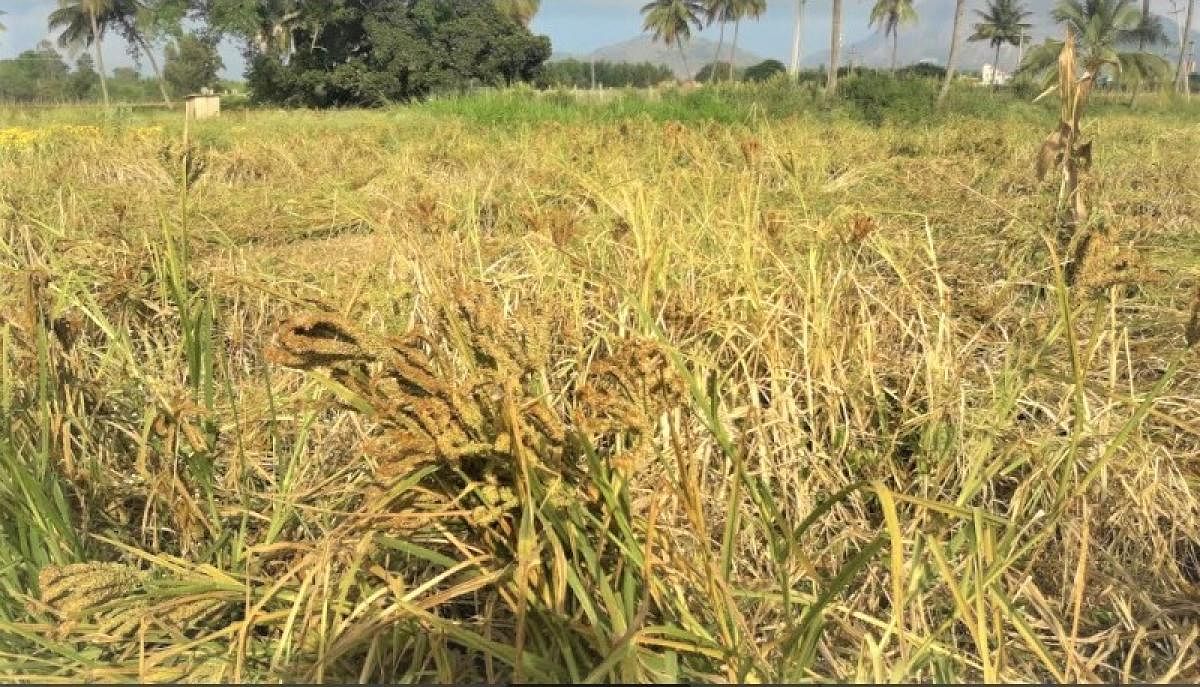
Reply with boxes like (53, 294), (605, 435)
(0, 0), (1186, 77)
(529, 0), (870, 60)
(0, 0), (875, 76)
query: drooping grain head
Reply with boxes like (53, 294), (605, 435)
(265, 314), (376, 370)
(38, 563), (144, 621)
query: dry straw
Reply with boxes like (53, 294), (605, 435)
(1036, 29), (1093, 228)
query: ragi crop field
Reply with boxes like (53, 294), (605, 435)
(1, 92), (1199, 682)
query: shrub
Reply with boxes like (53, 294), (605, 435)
(837, 71), (938, 125)
(694, 62), (740, 83)
(743, 59), (787, 83)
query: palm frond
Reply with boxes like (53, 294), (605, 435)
(1117, 49), (1172, 81)
(1017, 38), (1065, 83)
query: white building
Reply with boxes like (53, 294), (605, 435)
(981, 64), (1011, 86)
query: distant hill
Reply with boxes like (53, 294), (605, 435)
(556, 36), (766, 79)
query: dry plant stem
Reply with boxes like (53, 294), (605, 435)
(1037, 30), (1093, 234)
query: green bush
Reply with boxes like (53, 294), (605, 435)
(742, 59), (787, 83)
(694, 62), (740, 83)
(837, 71), (938, 125)
(1008, 73), (1045, 102)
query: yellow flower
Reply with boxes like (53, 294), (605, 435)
(0, 127), (45, 149)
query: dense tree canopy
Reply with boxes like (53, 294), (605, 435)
(0, 42), (163, 103)
(246, 0), (551, 106)
(742, 58), (787, 81)
(0, 42), (71, 102)
(164, 34), (225, 96)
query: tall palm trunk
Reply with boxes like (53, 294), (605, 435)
(938, 0), (965, 106)
(89, 7), (110, 107)
(1142, 0), (1151, 50)
(728, 19), (741, 80)
(141, 41), (170, 105)
(790, 0), (806, 77)
(678, 40), (692, 82)
(1177, 0), (1195, 94)
(1141, 0), (1151, 55)
(825, 0), (842, 96)
(993, 43), (1002, 90)
(891, 30), (898, 73)
(126, 26), (170, 104)
(710, 21), (726, 83)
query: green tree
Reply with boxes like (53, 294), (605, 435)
(163, 33), (224, 97)
(68, 53), (99, 99)
(969, 0), (1033, 85)
(50, 0), (177, 104)
(695, 61), (738, 81)
(537, 59), (674, 88)
(50, 0), (115, 106)
(640, 0), (705, 80)
(1126, 0), (1170, 102)
(1132, 0), (1169, 50)
(198, 0), (303, 59)
(109, 0), (175, 103)
(247, 0), (551, 107)
(743, 58), (787, 81)
(726, 0), (767, 79)
(827, 0), (843, 95)
(0, 42), (71, 102)
(869, 0), (918, 73)
(1020, 0), (1171, 90)
(494, 0), (541, 25)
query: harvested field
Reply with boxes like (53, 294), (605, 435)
(1, 98), (1199, 682)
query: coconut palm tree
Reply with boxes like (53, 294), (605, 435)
(969, 0), (1033, 85)
(495, 0), (541, 26)
(938, 0), (967, 105)
(826, 0), (843, 95)
(727, 0), (767, 79)
(113, 0), (171, 103)
(704, 0), (737, 83)
(49, 0), (174, 104)
(641, 0), (706, 80)
(1127, 0), (1170, 102)
(50, 0), (114, 107)
(1020, 0), (1172, 90)
(1132, 0), (1169, 50)
(869, 0), (918, 73)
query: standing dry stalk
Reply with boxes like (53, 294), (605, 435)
(1036, 30), (1094, 230)
(1187, 286), (1200, 348)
